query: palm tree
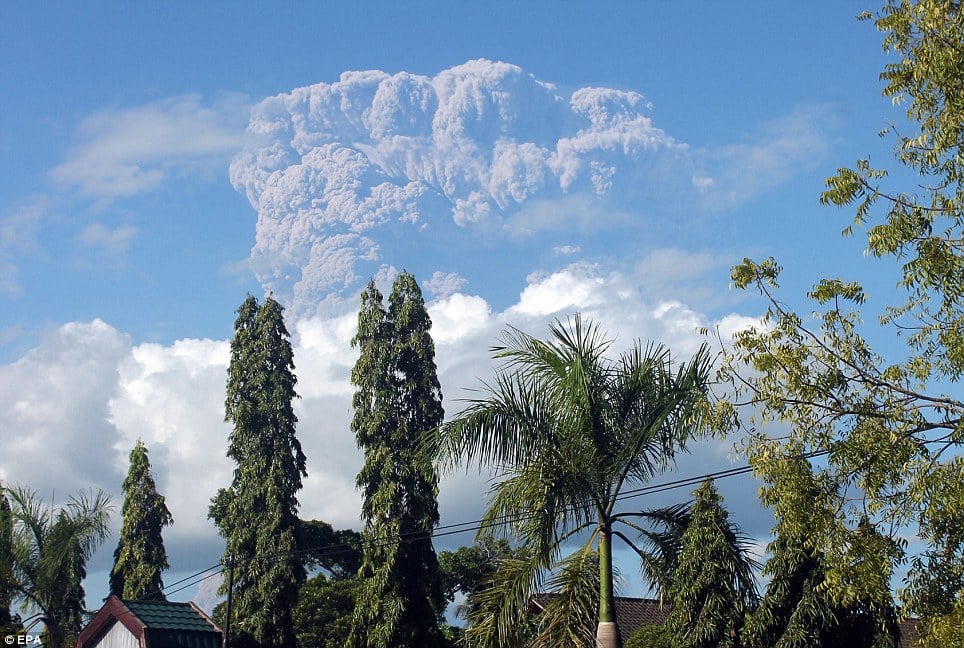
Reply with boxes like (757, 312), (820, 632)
(4, 486), (111, 648)
(433, 315), (712, 648)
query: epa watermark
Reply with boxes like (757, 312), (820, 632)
(3, 635), (41, 645)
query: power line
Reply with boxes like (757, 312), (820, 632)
(161, 452), (813, 599)
(164, 566), (226, 598)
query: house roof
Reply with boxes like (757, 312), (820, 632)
(529, 594), (671, 635)
(530, 594), (921, 647)
(896, 619), (920, 648)
(75, 595), (222, 648)
(123, 600), (220, 634)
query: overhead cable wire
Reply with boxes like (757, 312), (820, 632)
(158, 449), (833, 598)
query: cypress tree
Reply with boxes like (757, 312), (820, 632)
(109, 440), (173, 600)
(666, 480), (757, 648)
(209, 295), (306, 648)
(349, 273), (446, 648)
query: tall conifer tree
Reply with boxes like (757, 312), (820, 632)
(109, 440), (172, 600)
(210, 295), (306, 648)
(349, 273), (446, 648)
(665, 480), (758, 648)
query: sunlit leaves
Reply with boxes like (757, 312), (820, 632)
(718, 0), (964, 621)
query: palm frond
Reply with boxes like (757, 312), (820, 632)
(481, 465), (595, 565)
(433, 373), (556, 472)
(533, 548), (602, 648)
(463, 547), (544, 648)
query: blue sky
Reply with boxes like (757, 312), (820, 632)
(1, 1), (908, 610)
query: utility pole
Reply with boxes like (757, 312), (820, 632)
(222, 554), (235, 648)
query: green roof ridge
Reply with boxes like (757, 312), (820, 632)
(123, 599), (218, 633)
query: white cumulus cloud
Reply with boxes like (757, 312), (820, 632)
(2, 262), (768, 591)
(0, 320), (131, 492)
(52, 94), (250, 199)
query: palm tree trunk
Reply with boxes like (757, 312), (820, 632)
(597, 524), (623, 648)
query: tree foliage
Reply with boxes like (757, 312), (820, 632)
(434, 315), (712, 648)
(742, 462), (900, 648)
(294, 575), (357, 648)
(290, 519), (363, 648)
(665, 480), (758, 648)
(349, 273), (447, 648)
(209, 295), (306, 648)
(921, 595), (964, 647)
(109, 440), (172, 600)
(0, 489), (22, 637)
(438, 536), (522, 623)
(299, 519), (362, 580)
(625, 624), (673, 648)
(717, 0), (964, 618)
(3, 486), (110, 648)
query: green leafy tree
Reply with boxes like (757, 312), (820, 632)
(349, 273), (447, 648)
(438, 538), (530, 643)
(109, 440), (172, 600)
(625, 624), (673, 648)
(209, 295), (306, 648)
(294, 576), (358, 648)
(438, 537), (519, 618)
(741, 461), (900, 648)
(433, 315), (712, 648)
(664, 480), (758, 648)
(299, 520), (362, 580)
(4, 487), (111, 648)
(922, 596), (964, 647)
(716, 0), (964, 619)
(293, 520), (364, 648)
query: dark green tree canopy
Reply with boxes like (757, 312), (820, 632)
(665, 480), (758, 648)
(209, 295), (306, 648)
(742, 463), (900, 648)
(293, 575), (357, 648)
(349, 273), (447, 648)
(110, 440), (173, 601)
(298, 519), (362, 581)
(438, 537), (518, 607)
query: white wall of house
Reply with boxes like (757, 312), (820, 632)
(93, 621), (140, 648)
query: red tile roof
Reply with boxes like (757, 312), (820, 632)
(531, 594), (921, 647)
(529, 594), (671, 635)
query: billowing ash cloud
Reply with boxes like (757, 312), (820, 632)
(230, 59), (690, 318)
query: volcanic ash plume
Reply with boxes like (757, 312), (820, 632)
(230, 59), (683, 317)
